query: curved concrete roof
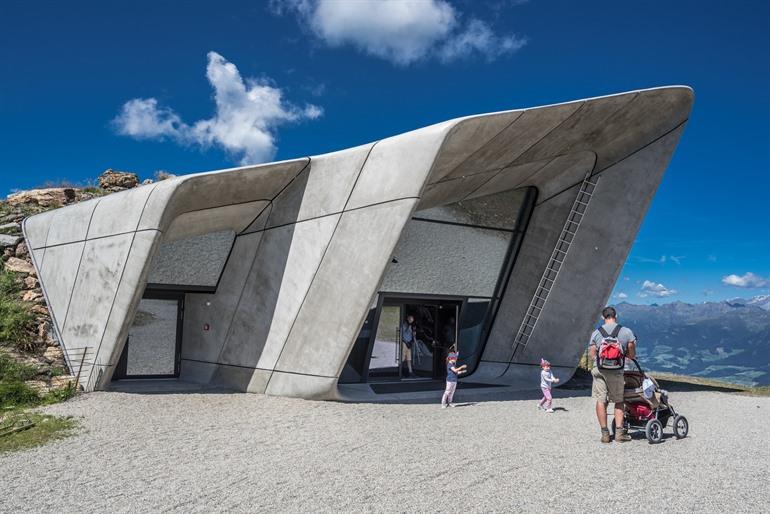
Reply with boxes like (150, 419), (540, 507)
(23, 86), (693, 397)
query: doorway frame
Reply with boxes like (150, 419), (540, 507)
(113, 290), (185, 380)
(363, 293), (465, 383)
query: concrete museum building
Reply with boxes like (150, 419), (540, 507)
(23, 86), (693, 399)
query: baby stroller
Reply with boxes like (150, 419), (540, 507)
(611, 358), (689, 444)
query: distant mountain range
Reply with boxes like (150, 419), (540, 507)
(615, 295), (770, 386)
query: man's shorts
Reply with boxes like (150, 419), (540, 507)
(401, 342), (412, 361)
(591, 367), (624, 403)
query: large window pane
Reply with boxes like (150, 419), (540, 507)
(380, 221), (511, 298)
(147, 230), (234, 287)
(126, 298), (178, 376)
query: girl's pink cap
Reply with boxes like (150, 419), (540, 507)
(540, 358), (551, 367)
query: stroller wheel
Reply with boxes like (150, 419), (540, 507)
(673, 415), (689, 439)
(645, 419), (663, 444)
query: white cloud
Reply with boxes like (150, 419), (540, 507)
(437, 18), (527, 62)
(615, 292), (629, 300)
(669, 255), (685, 265)
(270, 0), (526, 65)
(114, 98), (183, 140)
(721, 272), (769, 289)
(113, 51), (322, 165)
(640, 280), (677, 298)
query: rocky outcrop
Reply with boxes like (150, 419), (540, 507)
(98, 169), (139, 191)
(6, 188), (77, 208)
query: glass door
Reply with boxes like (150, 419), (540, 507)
(368, 304), (402, 379)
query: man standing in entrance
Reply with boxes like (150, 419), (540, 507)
(401, 314), (416, 377)
(589, 306), (636, 443)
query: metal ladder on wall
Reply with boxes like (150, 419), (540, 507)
(511, 172), (599, 357)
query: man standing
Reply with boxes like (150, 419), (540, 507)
(589, 306), (636, 443)
(401, 314), (416, 377)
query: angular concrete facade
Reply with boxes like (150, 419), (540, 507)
(23, 86), (694, 399)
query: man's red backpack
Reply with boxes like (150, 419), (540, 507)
(597, 325), (625, 370)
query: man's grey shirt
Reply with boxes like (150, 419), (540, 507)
(589, 322), (635, 368)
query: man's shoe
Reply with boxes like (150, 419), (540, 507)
(615, 428), (632, 442)
(600, 431), (612, 443)
(545, 408), (554, 413)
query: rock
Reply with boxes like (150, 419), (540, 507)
(4, 256), (34, 274)
(23, 276), (38, 289)
(43, 345), (62, 363)
(22, 290), (43, 302)
(31, 305), (49, 316)
(142, 178), (154, 185)
(15, 241), (28, 257)
(6, 187), (76, 208)
(39, 321), (53, 343)
(98, 169), (139, 190)
(0, 221), (21, 233)
(50, 375), (76, 390)
(24, 380), (49, 394)
(3, 248), (13, 259)
(0, 233), (21, 248)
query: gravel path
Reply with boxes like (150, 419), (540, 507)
(2, 388), (769, 513)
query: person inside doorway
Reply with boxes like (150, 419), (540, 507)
(401, 314), (416, 377)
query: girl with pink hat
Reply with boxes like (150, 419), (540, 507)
(538, 358), (560, 413)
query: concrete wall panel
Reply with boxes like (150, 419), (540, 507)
(87, 186), (155, 239)
(514, 151), (596, 201)
(164, 200), (269, 241)
(181, 232), (264, 363)
(416, 170), (497, 210)
(45, 200), (98, 247)
(464, 160), (552, 200)
(218, 215), (340, 369)
(97, 230), (161, 373)
(429, 112), (521, 183)
(137, 159), (308, 231)
(267, 144), (373, 228)
(61, 233), (134, 377)
(513, 93), (635, 165)
(447, 102), (582, 179)
(346, 123), (453, 210)
(591, 88), (692, 170)
(265, 371), (337, 400)
(22, 210), (54, 250)
(37, 242), (84, 335)
(273, 199), (418, 378)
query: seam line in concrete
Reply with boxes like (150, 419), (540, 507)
(31, 227), (163, 251)
(236, 195), (421, 238)
(435, 111), (524, 181)
(212, 204), (273, 368)
(60, 198), (102, 337)
(181, 358), (336, 379)
(535, 119), (689, 207)
(461, 103), (588, 202)
(86, 184), (158, 389)
(264, 142), (380, 389)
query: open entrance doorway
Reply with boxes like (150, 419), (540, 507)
(113, 291), (183, 380)
(367, 298), (461, 381)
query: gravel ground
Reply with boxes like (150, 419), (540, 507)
(2, 388), (769, 513)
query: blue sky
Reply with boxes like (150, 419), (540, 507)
(1, 0), (768, 304)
